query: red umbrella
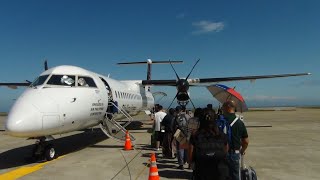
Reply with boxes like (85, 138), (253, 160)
(207, 84), (248, 112)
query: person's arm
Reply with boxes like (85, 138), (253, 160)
(188, 144), (194, 164)
(240, 137), (249, 155)
(224, 142), (229, 154)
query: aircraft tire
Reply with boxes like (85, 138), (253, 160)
(44, 144), (56, 161)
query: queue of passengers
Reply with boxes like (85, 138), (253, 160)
(152, 101), (249, 180)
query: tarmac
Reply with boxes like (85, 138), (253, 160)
(0, 108), (319, 180)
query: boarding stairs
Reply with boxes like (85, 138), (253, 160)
(99, 101), (136, 142)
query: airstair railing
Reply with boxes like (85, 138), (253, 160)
(100, 101), (135, 142)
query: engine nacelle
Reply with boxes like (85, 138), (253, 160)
(176, 79), (189, 92)
(177, 92), (190, 102)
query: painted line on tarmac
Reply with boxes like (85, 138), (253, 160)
(0, 130), (108, 180)
(135, 160), (149, 180)
(0, 155), (65, 180)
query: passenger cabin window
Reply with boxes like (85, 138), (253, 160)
(30, 75), (49, 87)
(47, 75), (75, 86)
(78, 76), (97, 88)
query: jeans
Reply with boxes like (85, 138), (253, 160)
(227, 152), (240, 180)
(176, 141), (187, 165)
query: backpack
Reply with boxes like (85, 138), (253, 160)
(216, 115), (240, 146)
(175, 113), (188, 135)
(193, 131), (229, 179)
(194, 131), (226, 162)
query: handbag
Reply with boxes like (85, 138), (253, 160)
(174, 129), (187, 144)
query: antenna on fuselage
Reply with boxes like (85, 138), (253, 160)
(44, 59), (48, 70)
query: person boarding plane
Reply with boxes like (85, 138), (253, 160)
(0, 59), (310, 161)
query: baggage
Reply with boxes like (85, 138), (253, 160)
(241, 156), (257, 180)
(216, 115), (239, 145)
(173, 129), (187, 144)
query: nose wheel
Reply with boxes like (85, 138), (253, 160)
(32, 137), (58, 161)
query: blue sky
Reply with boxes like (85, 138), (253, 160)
(0, 0), (319, 111)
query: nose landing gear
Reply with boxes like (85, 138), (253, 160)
(32, 136), (57, 161)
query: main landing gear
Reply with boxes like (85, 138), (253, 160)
(32, 136), (58, 161)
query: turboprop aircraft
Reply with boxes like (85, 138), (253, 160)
(0, 59), (310, 161)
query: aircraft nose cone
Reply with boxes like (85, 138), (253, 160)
(5, 100), (42, 137)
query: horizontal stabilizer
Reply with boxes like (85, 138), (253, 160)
(117, 60), (183, 65)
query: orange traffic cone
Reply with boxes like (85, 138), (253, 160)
(148, 153), (160, 180)
(124, 130), (133, 150)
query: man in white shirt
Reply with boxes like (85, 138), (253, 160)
(154, 105), (167, 151)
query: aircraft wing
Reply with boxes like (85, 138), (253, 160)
(0, 82), (31, 89)
(141, 73), (311, 86)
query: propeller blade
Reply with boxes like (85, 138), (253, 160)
(44, 60), (48, 70)
(189, 97), (196, 109)
(169, 60), (180, 80)
(168, 92), (179, 109)
(186, 59), (200, 80)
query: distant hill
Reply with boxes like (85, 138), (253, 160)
(0, 112), (7, 116)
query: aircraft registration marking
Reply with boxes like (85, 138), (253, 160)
(0, 155), (65, 180)
(90, 102), (104, 116)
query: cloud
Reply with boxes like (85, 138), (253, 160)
(176, 13), (186, 19)
(192, 20), (224, 34)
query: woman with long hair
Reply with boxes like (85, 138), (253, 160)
(188, 109), (230, 180)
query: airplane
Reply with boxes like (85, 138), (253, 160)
(0, 59), (311, 161)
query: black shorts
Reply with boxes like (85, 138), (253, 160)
(154, 131), (164, 141)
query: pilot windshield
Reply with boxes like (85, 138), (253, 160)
(30, 75), (49, 87)
(47, 75), (76, 86)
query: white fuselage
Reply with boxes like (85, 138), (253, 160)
(5, 65), (154, 138)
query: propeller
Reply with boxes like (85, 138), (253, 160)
(169, 60), (180, 80)
(168, 59), (200, 109)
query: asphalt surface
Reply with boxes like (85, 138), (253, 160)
(0, 108), (319, 180)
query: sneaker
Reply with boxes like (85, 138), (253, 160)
(154, 148), (160, 151)
(178, 165), (184, 170)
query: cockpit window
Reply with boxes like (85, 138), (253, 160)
(78, 76), (97, 87)
(47, 75), (76, 86)
(30, 75), (49, 87)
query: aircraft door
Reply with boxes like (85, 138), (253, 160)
(99, 77), (113, 101)
(99, 77), (115, 115)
